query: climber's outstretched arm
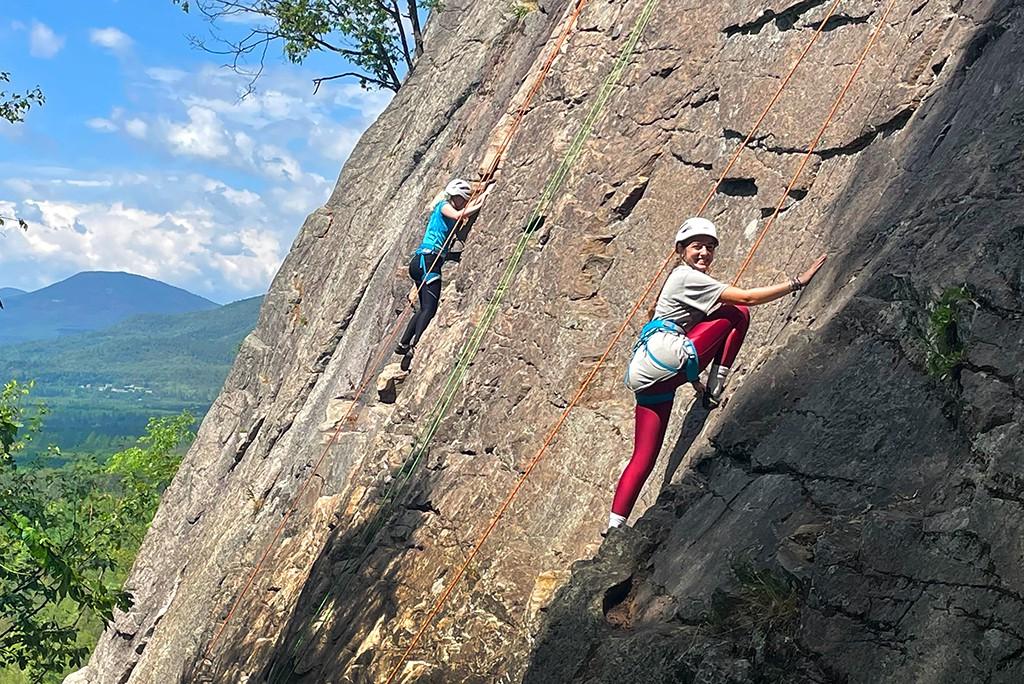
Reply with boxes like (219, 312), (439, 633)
(719, 254), (827, 306)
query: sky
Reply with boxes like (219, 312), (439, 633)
(0, 1), (393, 303)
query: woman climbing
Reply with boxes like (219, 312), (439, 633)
(395, 178), (492, 370)
(607, 217), (827, 530)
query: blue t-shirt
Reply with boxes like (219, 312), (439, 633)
(416, 201), (458, 256)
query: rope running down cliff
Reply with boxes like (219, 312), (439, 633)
(265, 2), (667, 678)
(200, 0), (593, 664)
(381, 0), (904, 679)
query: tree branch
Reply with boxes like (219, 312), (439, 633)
(405, 0), (423, 57)
(0, 215), (29, 232)
(391, 0), (414, 72)
(174, 0), (420, 93)
(313, 72), (396, 94)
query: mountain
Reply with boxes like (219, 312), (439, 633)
(2, 296), (261, 457)
(73, 2), (1024, 684)
(0, 271), (218, 346)
(0, 286), (26, 301)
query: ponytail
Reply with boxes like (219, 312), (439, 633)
(430, 190), (448, 209)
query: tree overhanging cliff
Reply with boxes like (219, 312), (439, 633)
(71, 0), (1023, 682)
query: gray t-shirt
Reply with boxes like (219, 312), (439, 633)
(653, 264), (728, 332)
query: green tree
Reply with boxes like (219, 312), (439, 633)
(171, 0), (440, 92)
(104, 413), (195, 560)
(0, 381), (194, 680)
(0, 73), (43, 125)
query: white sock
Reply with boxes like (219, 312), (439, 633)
(608, 512), (626, 529)
(706, 364), (731, 398)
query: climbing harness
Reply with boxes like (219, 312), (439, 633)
(623, 318), (700, 394)
(199, 0), (593, 665)
(381, 0), (911, 680)
(414, 251), (444, 285)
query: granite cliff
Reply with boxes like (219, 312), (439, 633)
(71, 0), (1023, 682)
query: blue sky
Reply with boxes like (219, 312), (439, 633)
(0, 1), (392, 303)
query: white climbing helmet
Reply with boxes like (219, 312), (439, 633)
(445, 178), (472, 199)
(675, 217), (718, 245)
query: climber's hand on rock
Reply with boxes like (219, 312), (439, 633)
(467, 186), (491, 213)
(799, 253), (827, 287)
(407, 285), (418, 307)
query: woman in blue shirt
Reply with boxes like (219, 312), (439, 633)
(395, 178), (491, 369)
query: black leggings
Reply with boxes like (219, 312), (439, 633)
(400, 253), (443, 348)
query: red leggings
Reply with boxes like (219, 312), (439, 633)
(611, 305), (749, 517)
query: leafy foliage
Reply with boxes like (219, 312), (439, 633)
(509, 0), (538, 20)
(0, 381), (194, 680)
(925, 285), (971, 378)
(170, 0), (442, 92)
(0, 73), (44, 125)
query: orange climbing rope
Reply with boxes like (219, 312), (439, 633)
(201, 0), (594, 662)
(732, 0), (899, 283)
(381, 0), (905, 679)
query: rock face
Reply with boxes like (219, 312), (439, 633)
(74, 0), (1023, 682)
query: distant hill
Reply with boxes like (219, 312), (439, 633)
(0, 271), (218, 345)
(0, 286), (26, 301)
(0, 296), (262, 458)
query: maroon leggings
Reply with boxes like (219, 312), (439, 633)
(611, 305), (750, 517)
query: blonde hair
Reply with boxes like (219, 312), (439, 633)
(430, 190), (449, 208)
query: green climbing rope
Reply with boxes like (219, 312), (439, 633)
(266, 1), (660, 678)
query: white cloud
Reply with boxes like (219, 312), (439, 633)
(4, 196), (283, 294)
(332, 83), (393, 121)
(257, 144), (302, 181)
(87, 118), (117, 133)
(4, 179), (34, 195)
(233, 132), (256, 166)
(201, 179), (262, 208)
(267, 174), (331, 215)
(166, 106), (231, 159)
(89, 26), (133, 53)
(310, 122), (361, 162)
(146, 67), (187, 84)
(120, 61), (388, 175)
(3, 55), (392, 298)
(0, 165), (312, 298)
(124, 118), (148, 139)
(65, 179), (114, 188)
(29, 21), (64, 58)
(222, 187), (261, 207)
(219, 10), (267, 25)
(181, 89), (309, 130)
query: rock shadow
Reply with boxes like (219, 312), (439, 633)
(659, 398), (711, 491)
(185, 459), (436, 684)
(524, 3), (1024, 682)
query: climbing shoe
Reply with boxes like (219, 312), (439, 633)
(394, 342), (410, 356)
(701, 390), (722, 411)
(400, 347), (415, 372)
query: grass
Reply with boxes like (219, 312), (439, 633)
(510, 0), (539, 19)
(707, 561), (803, 644)
(924, 285), (972, 378)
